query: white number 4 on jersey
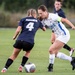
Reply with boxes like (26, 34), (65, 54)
(26, 22), (34, 31)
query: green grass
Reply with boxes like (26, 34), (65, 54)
(0, 28), (75, 75)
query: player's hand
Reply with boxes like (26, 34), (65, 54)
(72, 26), (75, 30)
(37, 16), (43, 21)
(13, 36), (16, 40)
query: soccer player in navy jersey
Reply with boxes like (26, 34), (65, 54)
(50, 0), (74, 56)
(1, 9), (46, 73)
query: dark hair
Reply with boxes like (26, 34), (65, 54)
(55, 0), (63, 2)
(38, 5), (48, 12)
(55, 0), (63, 4)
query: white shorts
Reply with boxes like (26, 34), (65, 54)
(56, 33), (70, 44)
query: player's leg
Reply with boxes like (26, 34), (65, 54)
(1, 48), (21, 73)
(21, 51), (30, 66)
(48, 40), (75, 72)
(48, 40), (64, 72)
(50, 31), (56, 44)
(56, 51), (75, 70)
(18, 41), (34, 72)
(18, 51), (30, 72)
(63, 44), (74, 56)
(51, 32), (74, 56)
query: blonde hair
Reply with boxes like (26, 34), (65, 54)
(27, 9), (36, 17)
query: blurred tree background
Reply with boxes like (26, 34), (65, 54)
(0, 0), (75, 27)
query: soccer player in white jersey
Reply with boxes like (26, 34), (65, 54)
(38, 5), (75, 72)
(51, 0), (74, 56)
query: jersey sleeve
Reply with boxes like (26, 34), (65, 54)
(52, 14), (62, 22)
(58, 11), (66, 18)
(18, 19), (24, 26)
(39, 20), (44, 29)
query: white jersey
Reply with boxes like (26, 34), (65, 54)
(42, 13), (69, 37)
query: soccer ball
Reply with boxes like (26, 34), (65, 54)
(24, 63), (36, 73)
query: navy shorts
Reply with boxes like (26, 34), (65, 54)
(13, 40), (34, 51)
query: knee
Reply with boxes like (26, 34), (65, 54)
(49, 48), (54, 54)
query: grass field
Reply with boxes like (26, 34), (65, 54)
(0, 28), (75, 75)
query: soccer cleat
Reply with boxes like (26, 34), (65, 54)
(18, 65), (23, 72)
(69, 48), (74, 56)
(48, 64), (53, 72)
(1, 68), (7, 73)
(71, 57), (75, 70)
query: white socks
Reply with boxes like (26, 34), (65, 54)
(56, 52), (72, 62)
(49, 52), (72, 64)
(49, 54), (55, 64)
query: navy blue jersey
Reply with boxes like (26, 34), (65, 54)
(54, 8), (66, 18)
(17, 17), (44, 44)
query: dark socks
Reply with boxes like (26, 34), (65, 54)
(21, 56), (28, 67)
(5, 58), (13, 69)
(63, 44), (71, 51)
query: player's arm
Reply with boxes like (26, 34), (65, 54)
(56, 14), (75, 29)
(39, 20), (46, 31)
(61, 18), (75, 29)
(13, 26), (22, 40)
(37, 16), (43, 21)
